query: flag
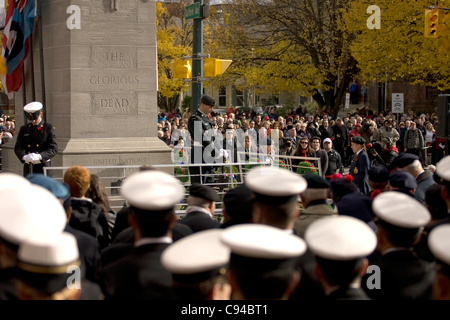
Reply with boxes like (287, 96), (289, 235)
(1, 0), (36, 99)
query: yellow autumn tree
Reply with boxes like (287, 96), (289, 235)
(344, 0), (450, 90)
(157, 2), (191, 110)
(203, 0), (361, 116)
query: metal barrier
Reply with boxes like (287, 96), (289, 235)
(44, 153), (322, 216)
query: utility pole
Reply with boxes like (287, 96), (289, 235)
(191, 0), (203, 114)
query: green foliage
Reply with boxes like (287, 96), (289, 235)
(181, 95), (192, 113)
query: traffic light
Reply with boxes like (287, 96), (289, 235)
(203, 58), (232, 77)
(425, 9), (439, 38)
(172, 60), (192, 79)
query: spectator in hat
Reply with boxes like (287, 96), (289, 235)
(363, 192), (434, 300)
(98, 170), (184, 300)
(310, 136), (328, 177)
(428, 225), (450, 300)
(16, 233), (103, 300)
(221, 224), (306, 300)
(26, 173), (101, 284)
(220, 185), (253, 229)
(393, 153), (435, 204)
(178, 184), (221, 233)
(296, 122), (311, 140)
(161, 229), (231, 300)
(349, 136), (370, 194)
(294, 174), (336, 238)
(305, 216), (377, 300)
(367, 165), (390, 200)
(323, 138), (343, 180)
(330, 175), (360, 206)
(0, 179), (67, 300)
(64, 166), (110, 250)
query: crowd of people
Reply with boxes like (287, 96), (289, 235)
(0, 153), (450, 300)
(157, 104), (444, 183)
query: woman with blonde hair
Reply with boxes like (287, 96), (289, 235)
(424, 121), (435, 165)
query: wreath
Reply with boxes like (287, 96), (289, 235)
(296, 161), (319, 175)
(174, 148), (190, 183)
(245, 157), (263, 170)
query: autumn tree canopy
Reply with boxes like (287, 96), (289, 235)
(206, 0), (359, 115)
(344, 0), (450, 90)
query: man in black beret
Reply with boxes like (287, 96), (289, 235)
(394, 153), (434, 204)
(178, 184), (221, 233)
(188, 95), (228, 184)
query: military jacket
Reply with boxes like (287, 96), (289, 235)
(14, 121), (58, 164)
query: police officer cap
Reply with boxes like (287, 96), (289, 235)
(0, 185), (67, 247)
(27, 174), (70, 201)
(221, 224), (307, 260)
(434, 156), (450, 185)
(305, 216), (377, 260)
(161, 229), (229, 283)
(162, 127), (169, 132)
(120, 170), (184, 211)
(17, 232), (80, 295)
(304, 173), (330, 189)
(23, 101), (43, 113)
(189, 183), (220, 202)
(428, 225), (450, 277)
(201, 95), (215, 107)
(389, 171), (417, 189)
(245, 167), (307, 205)
(368, 165), (390, 182)
(0, 173), (31, 193)
(372, 192), (430, 229)
(351, 136), (365, 145)
(393, 153), (419, 169)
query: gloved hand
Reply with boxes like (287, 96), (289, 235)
(29, 153), (42, 164)
(218, 149), (229, 159)
(22, 154), (32, 163)
(439, 143), (445, 149)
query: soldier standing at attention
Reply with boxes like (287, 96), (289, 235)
(188, 95), (228, 184)
(14, 102), (57, 176)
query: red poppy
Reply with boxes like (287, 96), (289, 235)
(181, 169), (184, 174)
(38, 127), (42, 131)
(312, 169), (316, 172)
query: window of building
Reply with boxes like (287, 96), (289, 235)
(236, 89), (244, 107)
(219, 87), (227, 107)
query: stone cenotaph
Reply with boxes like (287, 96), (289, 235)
(2, 0), (171, 177)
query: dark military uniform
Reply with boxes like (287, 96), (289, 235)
(188, 109), (221, 184)
(349, 150), (370, 194)
(14, 120), (57, 176)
